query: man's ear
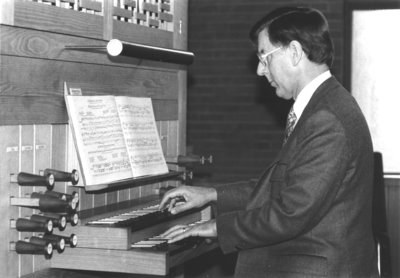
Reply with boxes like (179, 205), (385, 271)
(289, 40), (303, 66)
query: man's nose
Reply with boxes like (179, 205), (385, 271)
(257, 62), (269, 77)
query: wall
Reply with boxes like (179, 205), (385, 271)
(187, 0), (344, 183)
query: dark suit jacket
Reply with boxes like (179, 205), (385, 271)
(213, 77), (379, 277)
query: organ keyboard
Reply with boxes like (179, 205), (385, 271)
(50, 194), (217, 276)
(86, 203), (169, 228)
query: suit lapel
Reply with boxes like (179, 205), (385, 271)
(281, 76), (338, 148)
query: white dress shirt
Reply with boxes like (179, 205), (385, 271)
(292, 70), (332, 128)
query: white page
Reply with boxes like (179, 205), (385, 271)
(65, 95), (133, 185)
(115, 96), (169, 177)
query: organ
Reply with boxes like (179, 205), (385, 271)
(0, 0), (216, 277)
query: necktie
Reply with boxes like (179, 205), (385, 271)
(283, 106), (297, 145)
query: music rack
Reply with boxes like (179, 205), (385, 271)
(83, 171), (184, 193)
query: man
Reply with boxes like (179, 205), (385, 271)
(160, 7), (378, 277)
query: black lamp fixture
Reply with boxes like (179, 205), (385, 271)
(65, 39), (194, 65)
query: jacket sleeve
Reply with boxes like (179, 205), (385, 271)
(216, 109), (351, 254)
(210, 179), (257, 215)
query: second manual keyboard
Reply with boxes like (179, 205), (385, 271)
(86, 204), (170, 230)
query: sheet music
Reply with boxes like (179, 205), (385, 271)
(66, 95), (133, 185)
(115, 96), (169, 177)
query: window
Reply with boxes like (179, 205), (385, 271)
(345, 2), (400, 177)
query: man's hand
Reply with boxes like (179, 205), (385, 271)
(160, 219), (217, 243)
(158, 186), (217, 215)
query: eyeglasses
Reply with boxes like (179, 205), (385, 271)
(257, 47), (282, 67)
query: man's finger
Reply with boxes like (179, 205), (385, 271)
(167, 228), (192, 243)
(159, 225), (186, 238)
(159, 190), (181, 210)
(170, 202), (192, 214)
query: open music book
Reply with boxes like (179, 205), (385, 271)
(64, 85), (169, 189)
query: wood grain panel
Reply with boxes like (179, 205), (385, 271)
(177, 70), (187, 155)
(14, 0), (176, 48)
(93, 191), (107, 209)
(118, 187), (130, 202)
(33, 125), (52, 272)
(0, 96), (67, 125)
(0, 23), (182, 71)
(79, 189), (94, 212)
(51, 124), (68, 194)
(50, 247), (168, 276)
(166, 121), (180, 188)
(0, 54), (179, 125)
(159, 122), (170, 189)
(167, 121), (179, 157)
(0, 126), (20, 278)
(102, 0), (113, 40)
(14, 1), (103, 39)
(173, 0), (188, 50)
(139, 181), (161, 197)
(14, 268), (160, 278)
(79, 0), (102, 12)
(173, 0), (188, 168)
(113, 20), (172, 48)
(61, 225), (131, 250)
(129, 186), (141, 203)
(0, 56), (179, 99)
(19, 125), (35, 276)
(106, 190), (118, 206)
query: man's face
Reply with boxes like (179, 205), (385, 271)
(256, 30), (295, 100)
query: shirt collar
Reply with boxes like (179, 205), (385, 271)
(292, 70), (331, 123)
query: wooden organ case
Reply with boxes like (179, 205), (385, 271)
(0, 0), (215, 277)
